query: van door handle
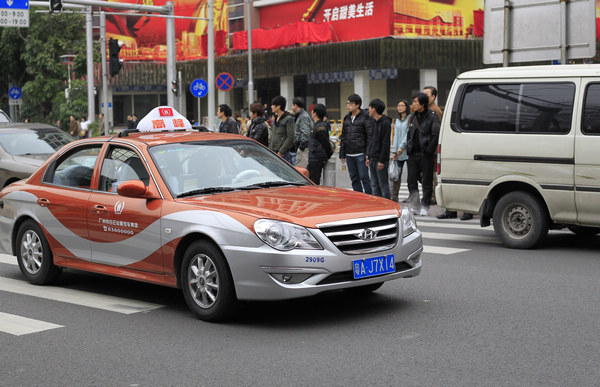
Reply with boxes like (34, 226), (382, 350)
(37, 198), (50, 207)
(92, 204), (107, 215)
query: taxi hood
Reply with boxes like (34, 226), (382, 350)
(179, 186), (401, 228)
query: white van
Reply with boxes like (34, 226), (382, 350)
(435, 64), (600, 249)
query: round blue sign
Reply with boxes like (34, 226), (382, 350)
(190, 78), (208, 98)
(215, 72), (234, 92)
(9, 87), (22, 100)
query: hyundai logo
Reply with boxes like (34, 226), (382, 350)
(357, 228), (377, 241)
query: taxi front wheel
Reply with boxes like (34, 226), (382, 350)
(16, 220), (62, 285)
(180, 240), (237, 322)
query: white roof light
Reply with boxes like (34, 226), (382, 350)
(137, 106), (192, 132)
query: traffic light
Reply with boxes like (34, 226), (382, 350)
(49, 0), (62, 14)
(171, 80), (178, 96)
(108, 38), (123, 76)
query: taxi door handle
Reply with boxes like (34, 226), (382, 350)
(92, 204), (107, 215)
(37, 198), (50, 207)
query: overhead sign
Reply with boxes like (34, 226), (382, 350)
(483, 0), (596, 64)
(190, 78), (208, 98)
(8, 86), (21, 100)
(215, 72), (234, 92)
(0, 0), (29, 28)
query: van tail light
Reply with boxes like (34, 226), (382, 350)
(437, 144), (441, 175)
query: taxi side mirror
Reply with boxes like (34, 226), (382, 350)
(295, 166), (309, 178)
(117, 180), (152, 198)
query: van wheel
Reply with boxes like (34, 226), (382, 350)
(493, 191), (548, 249)
(180, 240), (237, 322)
(567, 225), (600, 236)
(16, 220), (62, 284)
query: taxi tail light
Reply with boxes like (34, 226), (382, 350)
(437, 144), (441, 175)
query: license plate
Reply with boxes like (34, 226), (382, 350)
(352, 254), (395, 279)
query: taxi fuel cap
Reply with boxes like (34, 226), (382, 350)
(136, 106), (192, 132)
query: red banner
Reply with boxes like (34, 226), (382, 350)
(232, 22), (332, 50)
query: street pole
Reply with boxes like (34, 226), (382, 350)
(166, 1), (176, 110)
(100, 11), (109, 135)
(246, 0), (253, 111)
(207, 0), (215, 131)
(85, 6), (95, 123)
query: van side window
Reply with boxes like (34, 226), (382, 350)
(457, 83), (574, 134)
(582, 83), (600, 135)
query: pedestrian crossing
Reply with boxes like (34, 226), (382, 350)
(0, 216), (498, 336)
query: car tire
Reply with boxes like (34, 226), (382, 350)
(493, 191), (549, 249)
(16, 220), (62, 285)
(343, 282), (384, 294)
(567, 225), (600, 236)
(180, 240), (237, 322)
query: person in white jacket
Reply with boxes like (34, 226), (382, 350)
(390, 100), (410, 202)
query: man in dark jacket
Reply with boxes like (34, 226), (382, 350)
(246, 102), (269, 146)
(367, 98), (391, 199)
(405, 92), (440, 216)
(308, 103), (333, 185)
(217, 104), (239, 134)
(269, 96), (296, 165)
(339, 93), (373, 194)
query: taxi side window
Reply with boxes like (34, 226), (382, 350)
(45, 146), (101, 189)
(98, 147), (149, 192)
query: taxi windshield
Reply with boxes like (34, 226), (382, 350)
(148, 139), (310, 197)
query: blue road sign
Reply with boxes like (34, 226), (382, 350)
(0, 0), (29, 9)
(190, 78), (208, 98)
(8, 86), (21, 100)
(215, 72), (234, 92)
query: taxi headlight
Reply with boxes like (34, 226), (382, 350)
(401, 207), (418, 237)
(254, 219), (322, 251)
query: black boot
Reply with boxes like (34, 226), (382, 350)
(436, 210), (457, 219)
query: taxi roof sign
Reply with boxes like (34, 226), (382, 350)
(137, 106), (192, 132)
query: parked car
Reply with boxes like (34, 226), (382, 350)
(0, 107), (423, 321)
(435, 64), (600, 249)
(0, 123), (74, 188)
(0, 109), (10, 122)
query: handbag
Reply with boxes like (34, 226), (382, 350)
(389, 161), (400, 181)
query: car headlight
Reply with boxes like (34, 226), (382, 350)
(254, 219), (323, 251)
(401, 207), (418, 237)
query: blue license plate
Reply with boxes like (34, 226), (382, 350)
(352, 254), (395, 279)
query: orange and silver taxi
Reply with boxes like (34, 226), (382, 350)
(0, 107), (422, 321)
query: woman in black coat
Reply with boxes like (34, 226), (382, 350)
(246, 102), (269, 147)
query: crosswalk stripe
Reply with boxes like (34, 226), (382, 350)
(417, 220), (490, 231)
(0, 254), (17, 266)
(422, 231), (501, 244)
(423, 246), (470, 255)
(0, 312), (63, 336)
(0, 277), (163, 314)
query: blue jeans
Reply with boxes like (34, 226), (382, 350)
(283, 151), (296, 166)
(369, 161), (391, 199)
(346, 154), (372, 194)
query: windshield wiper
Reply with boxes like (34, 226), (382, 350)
(177, 187), (236, 198)
(241, 181), (306, 189)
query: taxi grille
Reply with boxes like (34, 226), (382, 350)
(317, 215), (399, 255)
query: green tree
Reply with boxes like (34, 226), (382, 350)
(0, 8), (91, 125)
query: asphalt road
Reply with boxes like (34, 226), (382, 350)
(2, 159), (600, 385)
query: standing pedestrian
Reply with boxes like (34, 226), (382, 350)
(405, 92), (440, 216)
(132, 114), (139, 129)
(269, 96), (296, 165)
(127, 115), (134, 129)
(366, 98), (392, 199)
(339, 93), (373, 194)
(307, 103), (333, 185)
(69, 115), (79, 138)
(246, 102), (269, 147)
(217, 104), (239, 134)
(423, 86), (442, 205)
(291, 97), (312, 169)
(390, 100), (410, 202)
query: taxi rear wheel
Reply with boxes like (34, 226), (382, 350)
(16, 220), (62, 285)
(180, 240), (237, 322)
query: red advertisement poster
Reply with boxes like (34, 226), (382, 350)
(105, 0), (229, 62)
